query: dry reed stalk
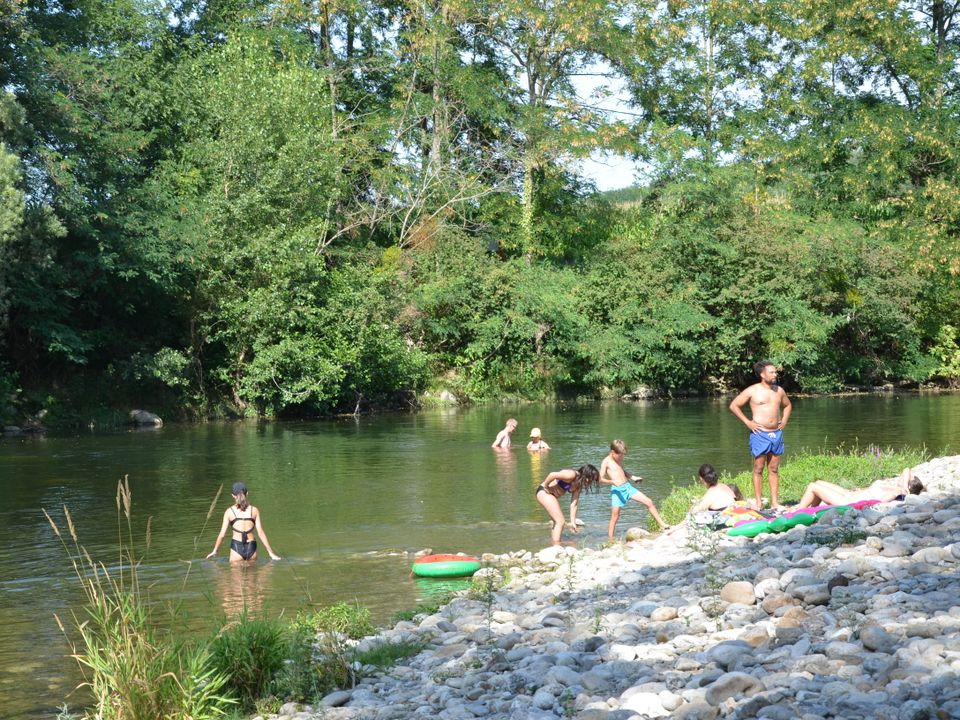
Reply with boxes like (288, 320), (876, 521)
(42, 508), (61, 538)
(206, 486), (223, 521)
(119, 475), (132, 519)
(64, 505), (77, 543)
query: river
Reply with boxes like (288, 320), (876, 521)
(1, 394), (957, 718)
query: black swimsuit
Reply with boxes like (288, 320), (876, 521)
(229, 510), (257, 560)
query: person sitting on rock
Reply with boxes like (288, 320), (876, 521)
(794, 468), (923, 509)
(689, 463), (738, 513)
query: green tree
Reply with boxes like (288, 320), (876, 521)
(6, 0), (188, 392)
(153, 30), (428, 414)
(472, 0), (632, 258)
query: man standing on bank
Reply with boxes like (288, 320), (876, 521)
(729, 360), (793, 510)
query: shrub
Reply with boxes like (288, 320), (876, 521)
(353, 640), (426, 669)
(299, 602), (375, 639)
(391, 594), (457, 624)
(208, 613), (288, 710)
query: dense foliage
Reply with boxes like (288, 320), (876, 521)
(2, 0), (960, 422)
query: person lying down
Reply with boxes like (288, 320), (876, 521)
(793, 468), (923, 510)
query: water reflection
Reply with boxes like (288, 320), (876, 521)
(528, 448), (545, 490)
(212, 560), (274, 617)
(492, 448), (517, 494)
(412, 576), (473, 599)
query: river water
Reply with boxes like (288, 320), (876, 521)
(1, 394), (958, 717)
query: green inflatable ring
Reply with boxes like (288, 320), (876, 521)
(411, 554), (482, 578)
(815, 504), (853, 520)
(727, 520), (772, 537)
(729, 506), (847, 538)
(767, 516), (794, 533)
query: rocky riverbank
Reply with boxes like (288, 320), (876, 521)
(263, 455), (960, 720)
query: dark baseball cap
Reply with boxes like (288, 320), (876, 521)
(231, 482), (248, 495)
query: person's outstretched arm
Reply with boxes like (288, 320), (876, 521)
(568, 490), (580, 531)
(254, 510), (281, 560)
(206, 511), (230, 559)
(690, 495), (710, 513)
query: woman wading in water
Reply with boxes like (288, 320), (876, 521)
(535, 465), (600, 545)
(207, 482), (281, 562)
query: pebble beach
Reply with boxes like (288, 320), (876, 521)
(262, 455), (960, 720)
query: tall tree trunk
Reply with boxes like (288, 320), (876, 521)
(522, 152), (536, 262)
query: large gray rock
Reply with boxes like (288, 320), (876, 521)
(704, 671), (762, 705)
(320, 691), (352, 707)
(705, 640), (753, 671)
(881, 540), (911, 557)
(531, 687), (556, 709)
(438, 390), (458, 404)
(672, 702), (719, 720)
(129, 409), (163, 426)
(860, 623), (898, 653)
(546, 665), (581, 686)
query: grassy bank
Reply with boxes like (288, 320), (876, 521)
(659, 446), (930, 525)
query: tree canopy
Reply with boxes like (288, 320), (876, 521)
(1, 0), (958, 423)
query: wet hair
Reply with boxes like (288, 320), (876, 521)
(575, 464), (601, 494)
(698, 463), (718, 486)
(754, 360), (775, 376)
(234, 491), (249, 511)
(908, 475), (924, 495)
(727, 484), (744, 501)
(610, 439), (627, 454)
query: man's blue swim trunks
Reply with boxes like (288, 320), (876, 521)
(749, 429), (784, 457)
(611, 482), (640, 508)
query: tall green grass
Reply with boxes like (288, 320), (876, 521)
(209, 613), (288, 712)
(659, 446), (929, 525)
(45, 477), (234, 720)
(299, 602), (376, 639)
(280, 603), (378, 699)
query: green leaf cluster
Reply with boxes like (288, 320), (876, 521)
(3, 0), (960, 421)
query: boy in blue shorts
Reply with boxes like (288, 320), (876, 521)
(599, 439), (669, 539)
